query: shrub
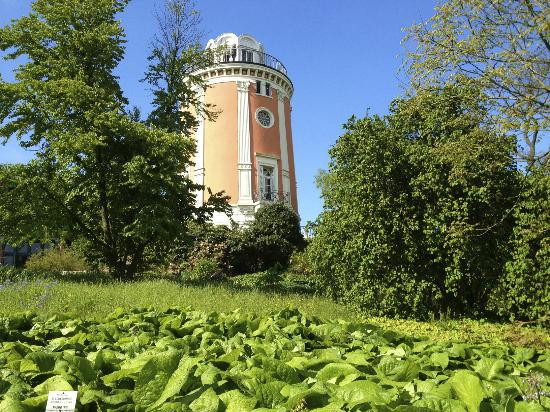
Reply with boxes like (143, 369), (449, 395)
(174, 204), (305, 277)
(288, 250), (311, 277)
(181, 258), (220, 284)
(308, 87), (519, 320)
(227, 203), (305, 275)
(168, 222), (230, 273)
(0, 266), (21, 282)
(229, 266), (283, 289)
(225, 229), (260, 274)
(491, 168), (550, 321)
(25, 247), (90, 273)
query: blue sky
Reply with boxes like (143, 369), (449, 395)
(0, 0), (438, 223)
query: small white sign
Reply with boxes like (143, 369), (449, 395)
(45, 391), (78, 412)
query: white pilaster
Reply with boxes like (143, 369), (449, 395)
(277, 89), (291, 204)
(194, 88), (205, 207)
(237, 80), (253, 205)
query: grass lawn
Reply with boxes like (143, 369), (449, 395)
(1, 278), (548, 349)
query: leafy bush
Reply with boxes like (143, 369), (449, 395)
(227, 203), (305, 275)
(229, 266), (283, 289)
(308, 86), (519, 320)
(181, 258), (220, 284)
(227, 267), (315, 295)
(177, 203), (305, 277)
(24, 247), (90, 273)
(491, 168), (550, 321)
(166, 222), (229, 276)
(288, 250), (311, 277)
(224, 228), (259, 274)
(0, 266), (22, 282)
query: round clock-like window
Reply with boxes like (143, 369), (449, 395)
(256, 109), (273, 128)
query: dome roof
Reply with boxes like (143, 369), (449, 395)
(206, 33), (263, 52)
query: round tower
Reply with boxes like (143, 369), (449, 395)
(191, 33), (298, 226)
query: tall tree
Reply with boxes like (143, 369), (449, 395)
(404, 0), (550, 168)
(144, 0), (218, 135)
(0, 0), (227, 277)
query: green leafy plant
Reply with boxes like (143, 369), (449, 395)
(25, 248), (89, 273)
(181, 258), (220, 284)
(0, 307), (548, 410)
(229, 266), (284, 289)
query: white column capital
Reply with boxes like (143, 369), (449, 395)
(236, 80), (251, 92)
(238, 163), (252, 170)
(276, 88), (287, 102)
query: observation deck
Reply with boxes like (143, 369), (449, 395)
(214, 45), (288, 76)
(206, 33), (290, 81)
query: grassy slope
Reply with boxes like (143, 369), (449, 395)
(1, 278), (548, 349)
(0, 279), (353, 321)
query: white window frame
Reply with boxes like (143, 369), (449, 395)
(256, 155), (279, 203)
(256, 80), (262, 94)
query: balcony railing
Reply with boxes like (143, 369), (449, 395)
(254, 189), (291, 205)
(215, 46), (288, 76)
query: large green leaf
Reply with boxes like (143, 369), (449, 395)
(34, 376), (73, 395)
(377, 356), (420, 381)
(21, 394), (49, 408)
(414, 398), (468, 411)
(510, 400), (546, 411)
(146, 356), (198, 410)
(189, 387), (220, 412)
(64, 354), (96, 383)
(449, 371), (486, 412)
(333, 380), (391, 405)
(260, 357), (300, 384)
(132, 349), (183, 407)
(24, 352), (57, 373)
(430, 353), (449, 370)
(474, 358), (505, 380)
(219, 389), (257, 412)
(0, 397), (26, 412)
(315, 363), (361, 383)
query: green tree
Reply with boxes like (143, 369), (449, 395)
(144, 0), (218, 134)
(404, 0), (549, 168)
(308, 86), (519, 319)
(0, 0), (227, 278)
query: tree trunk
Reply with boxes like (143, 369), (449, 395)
(95, 146), (119, 275)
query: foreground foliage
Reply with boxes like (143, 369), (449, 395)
(0, 308), (549, 411)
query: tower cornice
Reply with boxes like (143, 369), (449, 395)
(195, 63), (293, 99)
